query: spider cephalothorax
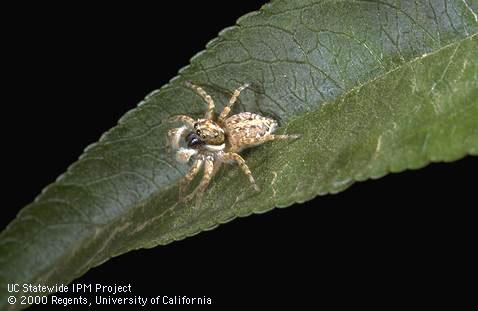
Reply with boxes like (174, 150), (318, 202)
(193, 119), (225, 145)
(168, 82), (299, 205)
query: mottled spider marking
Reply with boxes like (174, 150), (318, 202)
(224, 112), (279, 152)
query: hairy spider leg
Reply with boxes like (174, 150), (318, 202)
(184, 157), (216, 206)
(179, 157), (204, 198)
(218, 83), (250, 124)
(186, 81), (215, 120)
(220, 152), (259, 192)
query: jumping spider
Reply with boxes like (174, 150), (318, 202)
(168, 82), (299, 204)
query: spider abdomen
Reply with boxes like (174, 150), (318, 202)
(224, 112), (278, 150)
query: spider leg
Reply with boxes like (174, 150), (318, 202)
(184, 156), (215, 206)
(212, 160), (223, 176)
(220, 152), (259, 192)
(186, 81), (215, 120)
(218, 83), (250, 124)
(179, 157), (204, 199)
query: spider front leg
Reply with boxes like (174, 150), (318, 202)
(183, 156), (216, 207)
(218, 83), (250, 124)
(186, 81), (215, 120)
(179, 157), (204, 199)
(220, 152), (259, 192)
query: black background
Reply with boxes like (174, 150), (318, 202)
(2, 2), (476, 309)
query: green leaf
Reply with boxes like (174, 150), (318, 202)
(1, 1), (477, 309)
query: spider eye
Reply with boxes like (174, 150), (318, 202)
(186, 132), (204, 148)
(194, 123), (198, 129)
(196, 130), (201, 134)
